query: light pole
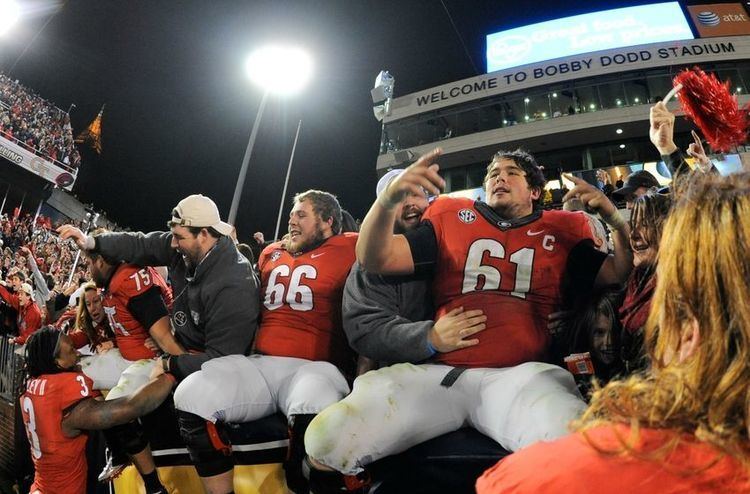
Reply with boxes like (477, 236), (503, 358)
(273, 119), (302, 241)
(228, 45), (312, 225)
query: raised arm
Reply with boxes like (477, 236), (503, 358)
(650, 102), (716, 178)
(62, 374), (175, 435)
(57, 225), (176, 267)
(563, 174), (632, 286)
(357, 148), (444, 275)
(22, 246), (49, 303)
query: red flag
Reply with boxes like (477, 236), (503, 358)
(75, 105), (105, 154)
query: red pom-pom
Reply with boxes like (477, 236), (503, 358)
(673, 67), (750, 152)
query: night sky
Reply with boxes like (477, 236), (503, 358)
(0, 0), (713, 240)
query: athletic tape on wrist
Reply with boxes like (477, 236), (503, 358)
(602, 211), (626, 230)
(376, 193), (399, 211)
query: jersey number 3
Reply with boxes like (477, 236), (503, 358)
(21, 377), (89, 460)
(462, 239), (535, 298)
(264, 265), (317, 311)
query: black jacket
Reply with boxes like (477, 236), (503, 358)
(95, 231), (260, 380)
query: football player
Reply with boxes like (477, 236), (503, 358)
(83, 246), (182, 489)
(173, 190), (356, 494)
(19, 327), (174, 494)
(304, 148), (633, 492)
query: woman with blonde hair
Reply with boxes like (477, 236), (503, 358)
(477, 171), (750, 493)
(70, 282), (131, 390)
(67, 281), (114, 351)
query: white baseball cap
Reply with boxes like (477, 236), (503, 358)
(376, 169), (404, 198)
(169, 194), (233, 236)
(19, 283), (33, 296)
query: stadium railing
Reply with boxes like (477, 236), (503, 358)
(0, 338), (23, 402)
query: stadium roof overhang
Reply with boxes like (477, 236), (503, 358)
(376, 95), (750, 172)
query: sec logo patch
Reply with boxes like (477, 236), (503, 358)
(270, 251), (282, 262)
(458, 209), (476, 224)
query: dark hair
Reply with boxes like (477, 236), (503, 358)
(569, 289), (623, 356)
(293, 190), (343, 235)
(44, 273), (55, 291)
(10, 271), (26, 282)
(186, 226), (222, 239)
(341, 209), (359, 233)
(88, 228), (121, 265)
(25, 327), (63, 378)
(485, 149), (546, 204)
(630, 191), (672, 253)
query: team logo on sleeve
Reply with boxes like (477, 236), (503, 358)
(458, 209), (477, 224)
(174, 311), (187, 327)
(270, 251), (282, 262)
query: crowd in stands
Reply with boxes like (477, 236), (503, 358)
(6, 98), (750, 494)
(0, 213), (91, 344)
(0, 73), (81, 171)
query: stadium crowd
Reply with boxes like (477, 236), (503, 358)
(0, 73), (81, 171)
(0, 213), (92, 344)
(7, 97), (750, 494)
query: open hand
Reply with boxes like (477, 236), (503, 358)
(429, 307), (486, 353)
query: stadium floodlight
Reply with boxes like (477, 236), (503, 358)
(372, 70), (395, 122)
(0, 0), (20, 36)
(228, 45), (313, 225)
(245, 45), (312, 95)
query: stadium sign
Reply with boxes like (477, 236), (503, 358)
(485, 2), (693, 73)
(688, 4), (750, 37)
(386, 36), (747, 121)
(0, 136), (76, 190)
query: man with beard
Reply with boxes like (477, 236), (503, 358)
(19, 327), (175, 494)
(343, 170), (486, 364)
(57, 194), (259, 382)
(172, 190), (356, 494)
(58, 194), (260, 485)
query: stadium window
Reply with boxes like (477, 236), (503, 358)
(596, 81), (626, 111)
(646, 75), (673, 104)
(575, 85), (599, 113)
(446, 168), (467, 192)
(737, 67), (750, 94)
(467, 163), (486, 189)
(715, 68), (744, 94)
(623, 78), (648, 107)
(589, 145), (613, 168)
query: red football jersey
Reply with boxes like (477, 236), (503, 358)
(20, 372), (100, 494)
(103, 264), (173, 361)
(422, 197), (600, 368)
(254, 233), (358, 370)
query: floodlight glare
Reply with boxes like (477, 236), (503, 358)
(245, 45), (312, 95)
(0, 0), (20, 36)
